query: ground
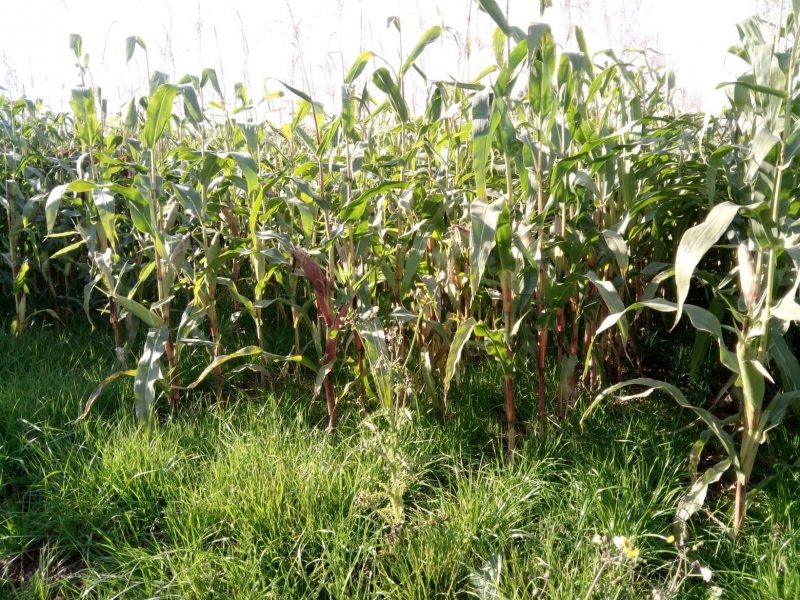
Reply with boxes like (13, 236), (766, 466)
(0, 323), (798, 599)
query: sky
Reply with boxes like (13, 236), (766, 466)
(0, 0), (772, 117)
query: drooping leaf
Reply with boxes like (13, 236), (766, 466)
(586, 271), (626, 325)
(125, 36), (146, 63)
(114, 294), (163, 329)
(745, 128), (780, 181)
(716, 80), (788, 98)
(602, 229), (629, 274)
(45, 184), (68, 235)
(356, 316), (393, 408)
(187, 346), (300, 389)
(477, 0), (523, 41)
(69, 33), (82, 58)
(176, 83), (203, 124)
(345, 51), (374, 83)
(173, 183), (202, 221)
(759, 391), (800, 435)
(133, 326), (169, 423)
(92, 188), (117, 249)
(444, 318), (476, 403)
(583, 378), (740, 471)
(222, 151), (259, 194)
(78, 369), (136, 420)
(281, 80), (313, 104)
(201, 68), (222, 97)
(769, 323), (800, 393)
(773, 295), (800, 323)
(675, 459), (732, 531)
(372, 67), (409, 123)
(470, 199), (504, 304)
(596, 298), (739, 374)
(400, 26), (442, 77)
(674, 201), (740, 327)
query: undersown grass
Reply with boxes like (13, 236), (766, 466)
(1, 324), (799, 599)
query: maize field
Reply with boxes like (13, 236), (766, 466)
(1, 2), (800, 595)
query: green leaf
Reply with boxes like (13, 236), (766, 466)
(675, 459), (732, 528)
(224, 151), (258, 194)
(12, 262), (30, 295)
(50, 239), (86, 259)
(470, 199), (504, 304)
(148, 71), (170, 97)
(674, 201), (740, 327)
(125, 36), (146, 63)
(67, 180), (97, 193)
(345, 51), (374, 83)
(340, 180), (413, 222)
(444, 318), (476, 403)
(70, 88), (100, 147)
(93, 188), (117, 249)
(372, 67), (409, 122)
(738, 340), (765, 422)
(583, 378), (740, 471)
(173, 183), (202, 221)
(597, 298), (739, 374)
(401, 230), (430, 297)
(745, 128), (780, 181)
(716, 80), (788, 98)
(602, 229), (629, 274)
(690, 296), (725, 381)
(400, 26), (442, 77)
(759, 391), (800, 436)
(121, 184), (158, 239)
(114, 294), (163, 329)
(186, 346), (295, 389)
(201, 68), (222, 97)
(78, 369), (136, 420)
(176, 83), (203, 124)
(45, 184), (68, 235)
(769, 323), (800, 392)
(772, 295), (800, 323)
(472, 89), (495, 199)
(356, 316), (394, 408)
(143, 83), (178, 149)
(124, 98), (138, 137)
(69, 34), (82, 58)
(475, 323), (513, 378)
(494, 204), (515, 273)
(134, 326), (169, 423)
(280, 81), (313, 103)
(477, 0), (522, 41)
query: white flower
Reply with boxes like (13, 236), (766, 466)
(612, 535), (639, 558)
(700, 566), (713, 582)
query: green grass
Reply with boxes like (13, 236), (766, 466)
(1, 323), (799, 599)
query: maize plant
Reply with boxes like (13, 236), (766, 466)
(2, 1), (797, 531)
(586, 8), (800, 536)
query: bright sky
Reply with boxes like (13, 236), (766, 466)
(0, 0), (766, 116)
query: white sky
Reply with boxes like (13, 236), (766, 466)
(0, 0), (768, 116)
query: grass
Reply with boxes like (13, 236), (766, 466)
(0, 322), (799, 599)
